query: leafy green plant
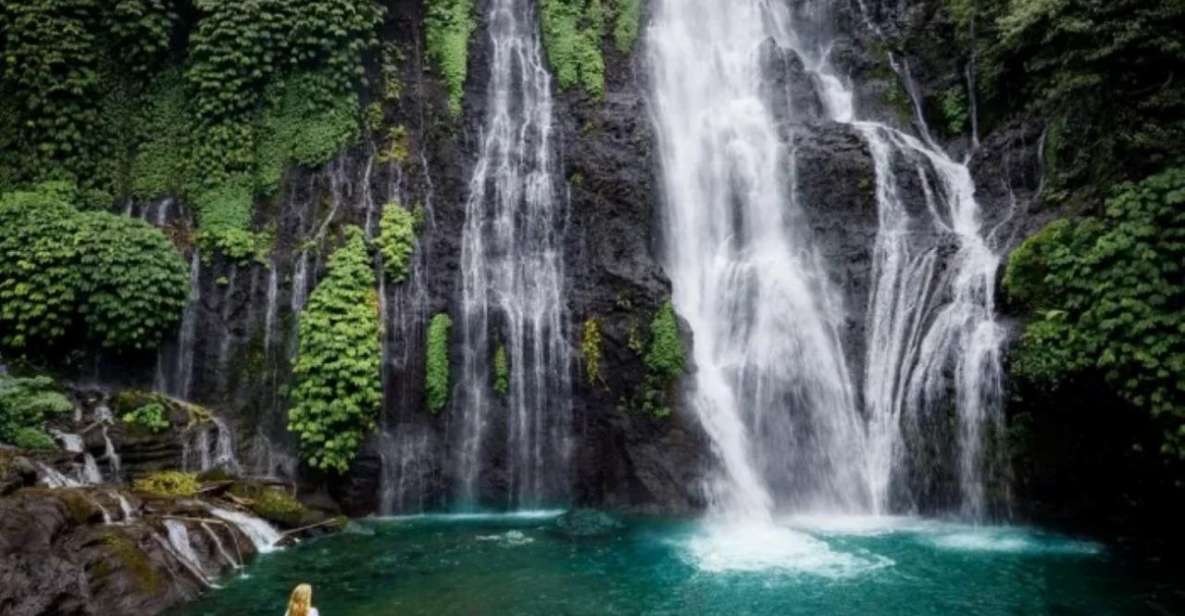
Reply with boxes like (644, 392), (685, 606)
(133, 471), (200, 497)
(376, 203), (420, 282)
(0, 374), (73, 450)
(582, 318), (603, 385)
(426, 313), (453, 413)
(493, 343), (510, 396)
(645, 301), (685, 381)
(289, 227), (382, 473)
(0, 183), (188, 352)
(122, 402), (171, 434)
(1004, 167), (1185, 457)
(425, 0), (477, 115)
(539, 0), (606, 97)
(939, 86), (968, 136)
(608, 0), (641, 53)
(637, 301), (685, 418)
(255, 72), (361, 194)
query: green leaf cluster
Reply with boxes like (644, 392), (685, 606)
(0, 183), (189, 352)
(581, 318), (603, 385)
(289, 227), (382, 473)
(122, 402), (170, 434)
(539, 0), (606, 97)
(0, 0), (379, 260)
(375, 203), (420, 282)
(493, 343), (509, 396)
(619, 300), (685, 418)
(424, 0), (477, 116)
(133, 471), (200, 497)
(0, 0), (179, 190)
(426, 313), (453, 413)
(1004, 167), (1185, 458)
(0, 374), (73, 450)
(537, 0), (641, 98)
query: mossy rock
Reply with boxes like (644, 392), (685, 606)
(57, 489), (104, 525)
(229, 481), (318, 528)
(102, 531), (164, 594)
(133, 471), (200, 497)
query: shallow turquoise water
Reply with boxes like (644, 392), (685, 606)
(173, 513), (1182, 615)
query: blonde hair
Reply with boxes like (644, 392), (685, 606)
(287, 583), (313, 616)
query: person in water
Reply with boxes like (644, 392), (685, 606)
(285, 583), (320, 616)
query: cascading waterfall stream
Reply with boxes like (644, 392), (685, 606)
(649, 0), (871, 522)
(649, 0), (1007, 532)
(456, 0), (571, 509)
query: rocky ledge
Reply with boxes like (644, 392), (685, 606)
(0, 449), (342, 616)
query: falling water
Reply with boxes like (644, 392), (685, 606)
(649, 0), (870, 520)
(169, 251), (202, 400)
(650, 0), (1006, 522)
(208, 506), (281, 553)
(456, 0), (571, 508)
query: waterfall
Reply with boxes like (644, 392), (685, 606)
(167, 251), (202, 400)
(456, 0), (572, 508)
(649, 0), (870, 519)
(649, 0), (1006, 520)
(208, 506), (281, 553)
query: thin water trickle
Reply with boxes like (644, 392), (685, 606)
(456, 0), (571, 509)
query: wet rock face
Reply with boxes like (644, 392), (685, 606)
(0, 487), (253, 616)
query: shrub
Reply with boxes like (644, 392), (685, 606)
(0, 183), (189, 352)
(426, 313), (453, 413)
(252, 488), (308, 527)
(1005, 168), (1185, 457)
(376, 204), (420, 282)
(539, 0), (606, 97)
(609, 0), (641, 53)
(425, 0), (477, 115)
(122, 402), (171, 434)
(636, 301), (686, 418)
(133, 471), (200, 497)
(288, 228), (382, 473)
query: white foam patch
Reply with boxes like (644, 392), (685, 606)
(783, 514), (917, 536)
(476, 530), (535, 546)
(680, 521), (892, 578)
(926, 528), (1102, 555)
(380, 510), (566, 523)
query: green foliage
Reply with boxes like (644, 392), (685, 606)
(939, 86), (969, 135)
(582, 318), (603, 385)
(645, 301), (685, 380)
(289, 227), (382, 473)
(255, 73), (361, 193)
(493, 343), (509, 396)
(947, 0), (1185, 189)
(424, 0), (477, 115)
(376, 203), (420, 282)
(426, 313), (453, 413)
(0, 374), (72, 449)
(133, 471), (200, 497)
(122, 402), (170, 434)
(0, 183), (188, 352)
(230, 483), (310, 527)
(539, 0), (606, 97)
(128, 73), (195, 200)
(608, 0), (641, 53)
(1004, 168), (1185, 457)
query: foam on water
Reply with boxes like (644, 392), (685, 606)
(379, 509), (566, 523)
(681, 520), (892, 578)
